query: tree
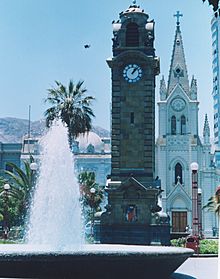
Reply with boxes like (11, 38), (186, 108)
(203, 0), (219, 15)
(44, 80), (95, 146)
(4, 158), (36, 225)
(203, 186), (220, 278)
(78, 171), (104, 224)
(0, 177), (23, 230)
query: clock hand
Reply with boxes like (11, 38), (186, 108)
(131, 67), (138, 75)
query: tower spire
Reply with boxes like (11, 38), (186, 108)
(203, 114), (210, 144)
(167, 12), (189, 95)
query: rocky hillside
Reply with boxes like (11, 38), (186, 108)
(0, 117), (110, 143)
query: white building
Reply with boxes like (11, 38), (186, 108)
(73, 132), (111, 186)
(156, 17), (217, 237)
(211, 16), (220, 147)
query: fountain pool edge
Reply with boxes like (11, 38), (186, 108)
(0, 244), (193, 278)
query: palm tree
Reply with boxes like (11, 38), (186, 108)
(203, 186), (220, 278)
(79, 171), (104, 212)
(79, 171), (104, 238)
(4, 159), (36, 224)
(44, 80), (95, 147)
(202, 0), (219, 11)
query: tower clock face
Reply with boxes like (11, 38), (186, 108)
(123, 64), (142, 83)
(171, 98), (185, 111)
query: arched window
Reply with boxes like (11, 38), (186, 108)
(126, 23), (139, 47)
(175, 163), (183, 184)
(181, 115), (186, 135)
(171, 116), (176, 135)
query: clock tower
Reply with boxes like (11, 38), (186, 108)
(107, 2), (159, 183)
(99, 2), (169, 245)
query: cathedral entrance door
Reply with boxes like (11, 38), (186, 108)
(172, 211), (187, 232)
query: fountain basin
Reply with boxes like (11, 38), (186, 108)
(0, 244), (193, 278)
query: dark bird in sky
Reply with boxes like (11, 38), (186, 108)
(84, 44), (91, 49)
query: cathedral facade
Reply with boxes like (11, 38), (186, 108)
(156, 16), (217, 237)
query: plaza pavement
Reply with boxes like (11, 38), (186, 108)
(171, 257), (218, 279)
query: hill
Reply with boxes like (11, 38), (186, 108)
(0, 117), (110, 143)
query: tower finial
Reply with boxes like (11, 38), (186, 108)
(174, 11), (183, 26)
(132, 0), (137, 5)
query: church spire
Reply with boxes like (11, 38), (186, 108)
(203, 114), (210, 144)
(160, 75), (167, 101)
(190, 75), (198, 100)
(167, 12), (189, 95)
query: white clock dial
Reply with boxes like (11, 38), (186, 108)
(171, 98), (185, 111)
(123, 64), (142, 83)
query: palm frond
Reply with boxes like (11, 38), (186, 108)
(69, 80), (74, 94)
(203, 194), (220, 213)
(5, 162), (30, 188)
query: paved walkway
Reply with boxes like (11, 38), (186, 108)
(172, 257), (218, 279)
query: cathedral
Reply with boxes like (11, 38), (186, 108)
(156, 14), (217, 237)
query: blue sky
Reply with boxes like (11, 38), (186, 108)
(0, 0), (214, 136)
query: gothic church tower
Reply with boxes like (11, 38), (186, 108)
(156, 13), (202, 233)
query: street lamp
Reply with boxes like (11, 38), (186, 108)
(30, 161), (38, 188)
(190, 162), (199, 236)
(90, 187), (96, 236)
(215, 186), (220, 279)
(30, 162), (38, 171)
(3, 183), (10, 240)
(90, 187), (96, 194)
(197, 188), (203, 238)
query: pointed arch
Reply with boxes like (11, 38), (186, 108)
(168, 193), (191, 211)
(181, 115), (186, 135)
(175, 163), (183, 184)
(171, 115), (176, 135)
(126, 22), (139, 47)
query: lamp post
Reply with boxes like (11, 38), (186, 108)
(30, 161), (38, 187)
(190, 162), (199, 236)
(90, 187), (96, 236)
(30, 162), (38, 171)
(215, 186), (220, 279)
(3, 183), (10, 240)
(197, 188), (203, 238)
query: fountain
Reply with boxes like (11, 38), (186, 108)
(0, 121), (193, 279)
(26, 120), (83, 250)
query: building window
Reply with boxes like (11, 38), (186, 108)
(175, 163), (183, 184)
(87, 144), (95, 153)
(181, 115), (186, 135)
(171, 116), (176, 135)
(126, 22), (139, 47)
(130, 112), (134, 124)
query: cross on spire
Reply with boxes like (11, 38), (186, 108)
(174, 11), (183, 26)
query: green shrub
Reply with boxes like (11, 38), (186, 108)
(171, 238), (218, 254)
(171, 237), (186, 247)
(199, 239), (218, 254)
